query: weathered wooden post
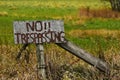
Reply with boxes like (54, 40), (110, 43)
(14, 20), (110, 80)
(56, 39), (110, 74)
(14, 20), (65, 79)
(36, 44), (46, 79)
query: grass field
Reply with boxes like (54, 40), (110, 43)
(0, 0), (120, 80)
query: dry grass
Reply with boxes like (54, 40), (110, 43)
(0, 43), (120, 80)
(69, 29), (120, 39)
(0, 44), (78, 80)
(0, 11), (8, 16)
(0, 45), (38, 80)
(79, 7), (120, 18)
(0, 1), (120, 80)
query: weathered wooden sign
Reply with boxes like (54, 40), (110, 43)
(15, 20), (110, 79)
(14, 20), (65, 44)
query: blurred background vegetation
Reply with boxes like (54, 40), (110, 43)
(0, 0), (120, 80)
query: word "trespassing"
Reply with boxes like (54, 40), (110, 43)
(14, 20), (65, 44)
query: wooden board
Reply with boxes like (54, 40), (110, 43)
(14, 20), (65, 44)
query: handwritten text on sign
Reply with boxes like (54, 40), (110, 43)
(14, 20), (65, 44)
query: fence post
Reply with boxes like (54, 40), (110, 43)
(36, 44), (46, 80)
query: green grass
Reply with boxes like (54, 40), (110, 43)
(64, 19), (120, 32)
(0, 1), (120, 80)
(68, 36), (119, 51)
(82, 19), (120, 30)
(0, 0), (119, 48)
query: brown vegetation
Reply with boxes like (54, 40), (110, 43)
(69, 29), (120, 39)
(0, 43), (120, 80)
(79, 7), (120, 18)
(0, 11), (8, 16)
